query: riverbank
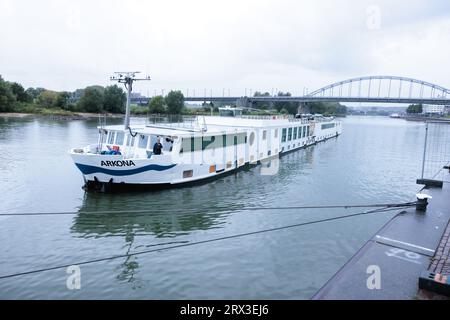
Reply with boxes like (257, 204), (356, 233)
(404, 115), (450, 123)
(0, 111), (125, 120)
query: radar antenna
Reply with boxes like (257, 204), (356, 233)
(110, 71), (151, 129)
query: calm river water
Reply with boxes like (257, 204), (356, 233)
(0, 115), (427, 299)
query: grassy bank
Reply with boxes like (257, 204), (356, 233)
(1, 102), (130, 119)
(0, 105), (127, 120)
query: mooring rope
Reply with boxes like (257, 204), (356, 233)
(0, 201), (418, 217)
(0, 205), (413, 280)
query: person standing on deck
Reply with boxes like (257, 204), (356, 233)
(153, 137), (163, 155)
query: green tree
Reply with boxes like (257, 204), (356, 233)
(10, 82), (31, 103)
(55, 92), (71, 110)
(25, 87), (45, 102)
(407, 104), (422, 114)
(273, 92), (297, 114)
(0, 76), (16, 112)
(335, 104), (347, 115)
(103, 85), (126, 113)
(253, 91), (271, 110)
(165, 90), (184, 114)
(77, 86), (105, 113)
(309, 102), (326, 114)
(149, 95), (166, 114)
(37, 90), (59, 108)
(308, 102), (347, 116)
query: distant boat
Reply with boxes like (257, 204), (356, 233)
(390, 113), (401, 118)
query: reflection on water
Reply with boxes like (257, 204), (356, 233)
(0, 116), (429, 299)
(73, 193), (232, 238)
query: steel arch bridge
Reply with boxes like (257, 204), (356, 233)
(307, 75), (450, 101)
(133, 75), (450, 106)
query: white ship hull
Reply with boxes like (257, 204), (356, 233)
(70, 114), (342, 191)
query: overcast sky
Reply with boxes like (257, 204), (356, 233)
(1, 0), (449, 96)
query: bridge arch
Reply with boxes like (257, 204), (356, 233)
(308, 76), (450, 100)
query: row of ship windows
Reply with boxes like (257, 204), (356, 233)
(104, 131), (249, 153)
(105, 123), (336, 152)
(106, 132), (164, 150)
(180, 133), (247, 153)
(281, 126), (311, 143)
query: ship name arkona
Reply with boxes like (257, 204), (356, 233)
(101, 160), (136, 167)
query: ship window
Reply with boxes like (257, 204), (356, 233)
(225, 133), (246, 147)
(191, 137), (202, 152)
(139, 135), (149, 149)
(274, 129), (278, 139)
(202, 135), (223, 150)
(288, 128), (292, 141)
(303, 126), (307, 137)
(181, 136), (202, 152)
(282, 128), (287, 142)
(262, 130), (267, 140)
(236, 133), (246, 145)
(115, 132), (124, 145)
(321, 123), (335, 130)
(225, 134), (234, 148)
(107, 132), (115, 144)
(180, 137), (192, 153)
(307, 126), (310, 136)
(202, 136), (215, 150)
(293, 127), (297, 140)
(249, 132), (255, 146)
(126, 134), (135, 146)
(183, 170), (193, 178)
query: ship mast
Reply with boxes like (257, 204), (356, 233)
(110, 71), (151, 129)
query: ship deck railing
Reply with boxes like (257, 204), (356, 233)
(146, 115), (207, 132)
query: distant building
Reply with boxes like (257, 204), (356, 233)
(422, 104), (445, 115)
(130, 92), (144, 99)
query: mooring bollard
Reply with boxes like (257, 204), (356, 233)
(416, 193), (432, 212)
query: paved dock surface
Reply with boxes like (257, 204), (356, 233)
(314, 172), (450, 300)
(429, 221), (450, 275)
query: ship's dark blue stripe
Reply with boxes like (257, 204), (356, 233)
(75, 163), (177, 176)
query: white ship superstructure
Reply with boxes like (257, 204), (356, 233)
(70, 108), (342, 191)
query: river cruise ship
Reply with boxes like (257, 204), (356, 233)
(70, 107), (342, 191)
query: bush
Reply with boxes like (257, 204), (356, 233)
(104, 85), (126, 113)
(165, 91), (184, 114)
(0, 76), (16, 112)
(55, 92), (71, 110)
(130, 105), (148, 115)
(149, 95), (166, 114)
(407, 104), (422, 114)
(37, 90), (59, 108)
(10, 82), (31, 103)
(77, 86), (105, 113)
